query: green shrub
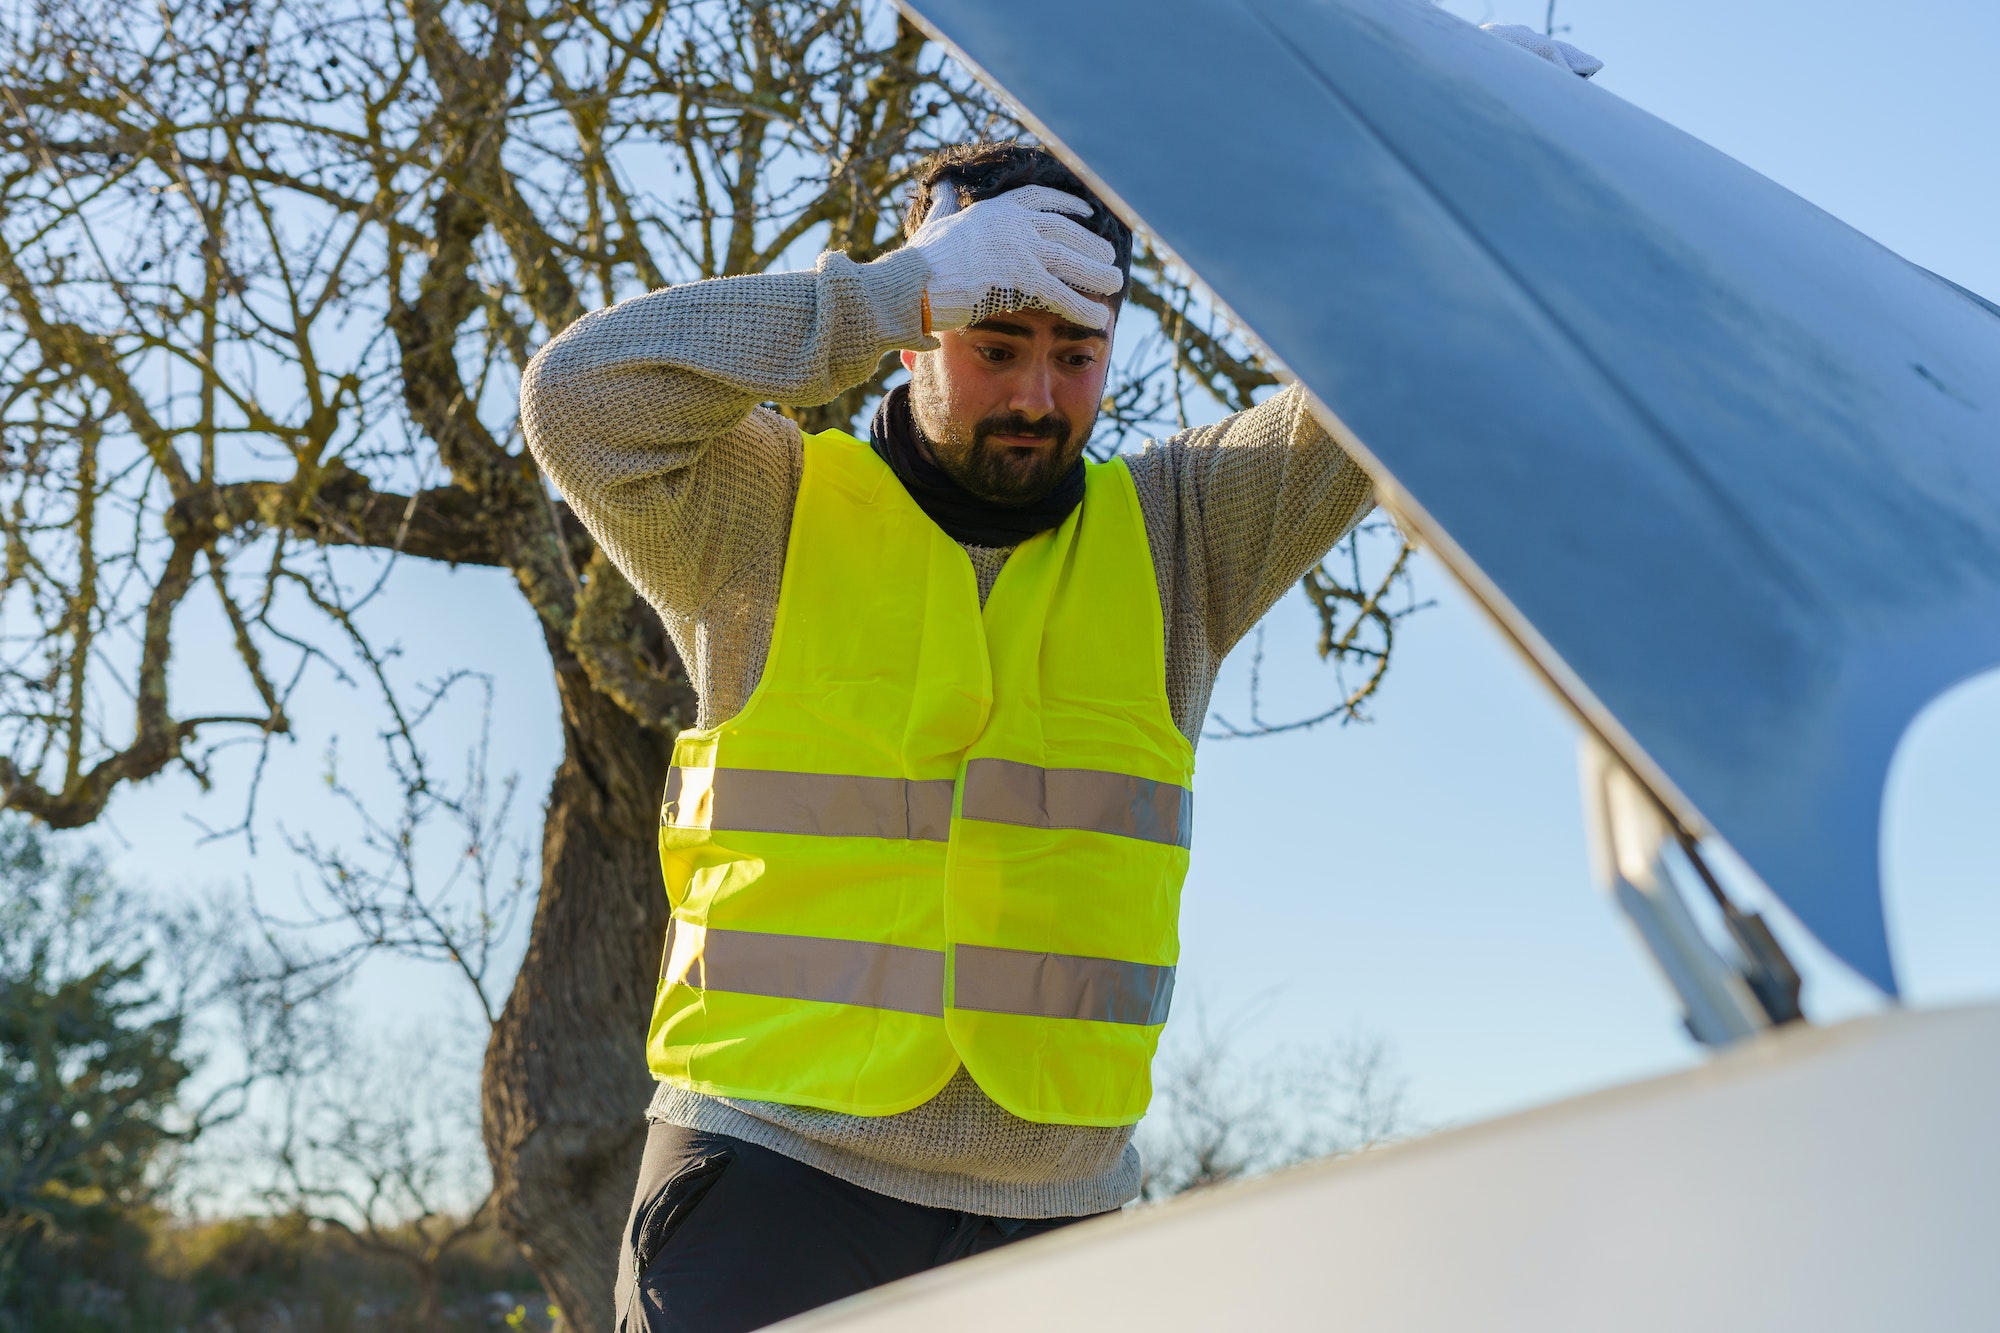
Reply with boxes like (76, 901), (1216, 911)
(0, 817), (189, 1327)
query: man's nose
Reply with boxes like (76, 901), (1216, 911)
(1008, 358), (1057, 420)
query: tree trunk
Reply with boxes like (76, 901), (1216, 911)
(413, 1261), (446, 1329)
(483, 635), (680, 1331)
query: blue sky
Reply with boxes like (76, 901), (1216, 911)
(92, 0), (2000, 1138)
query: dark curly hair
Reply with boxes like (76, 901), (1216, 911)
(904, 141), (1134, 300)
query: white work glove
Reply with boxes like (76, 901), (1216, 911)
(1482, 23), (1604, 78)
(907, 184), (1124, 332)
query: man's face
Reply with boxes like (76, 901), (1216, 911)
(902, 304), (1115, 505)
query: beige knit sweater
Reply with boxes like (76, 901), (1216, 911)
(520, 245), (1375, 1218)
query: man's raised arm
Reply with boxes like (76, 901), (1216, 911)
(519, 248), (932, 630)
(1126, 384), (1376, 736)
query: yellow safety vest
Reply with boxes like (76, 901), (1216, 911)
(648, 428), (1194, 1126)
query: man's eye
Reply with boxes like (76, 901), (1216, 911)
(977, 346), (1012, 362)
(1064, 353), (1098, 369)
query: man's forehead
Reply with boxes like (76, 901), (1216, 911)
(966, 313), (1109, 343)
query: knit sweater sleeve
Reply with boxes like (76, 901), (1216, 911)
(1122, 382), (1377, 740)
(519, 248), (934, 723)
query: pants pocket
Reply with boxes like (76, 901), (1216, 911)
(621, 1151), (732, 1331)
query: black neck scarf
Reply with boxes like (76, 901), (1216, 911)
(869, 384), (1085, 549)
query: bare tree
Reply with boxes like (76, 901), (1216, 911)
(1207, 515), (1428, 737)
(174, 681), (530, 1322)
(0, 0), (1408, 1320)
(172, 916), (514, 1329)
(1125, 257), (1425, 735)
(282, 672), (533, 1030)
(1138, 1009), (1411, 1202)
(0, 4), (995, 1319)
(253, 1024), (495, 1328)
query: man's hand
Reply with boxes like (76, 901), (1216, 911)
(908, 185), (1124, 333)
(1481, 23), (1604, 78)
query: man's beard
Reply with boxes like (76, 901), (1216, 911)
(910, 357), (1093, 504)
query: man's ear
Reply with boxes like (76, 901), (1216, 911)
(900, 349), (917, 373)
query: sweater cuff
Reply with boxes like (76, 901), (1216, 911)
(856, 246), (939, 353)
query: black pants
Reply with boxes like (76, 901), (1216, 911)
(616, 1123), (1107, 1332)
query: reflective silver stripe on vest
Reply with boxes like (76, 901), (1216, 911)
(664, 922), (945, 1016)
(662, 767), (955, 841)
(952, 944), (1175, 1026)
(959, 758), (1193, 848)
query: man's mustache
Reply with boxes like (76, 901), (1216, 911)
(974, 412), (1071, 448)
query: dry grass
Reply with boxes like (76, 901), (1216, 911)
(6, 1211), (554, 1332)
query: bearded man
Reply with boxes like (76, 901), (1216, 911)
(526, 139), (1366, 1328)
(528, 34), (1595, 1323)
